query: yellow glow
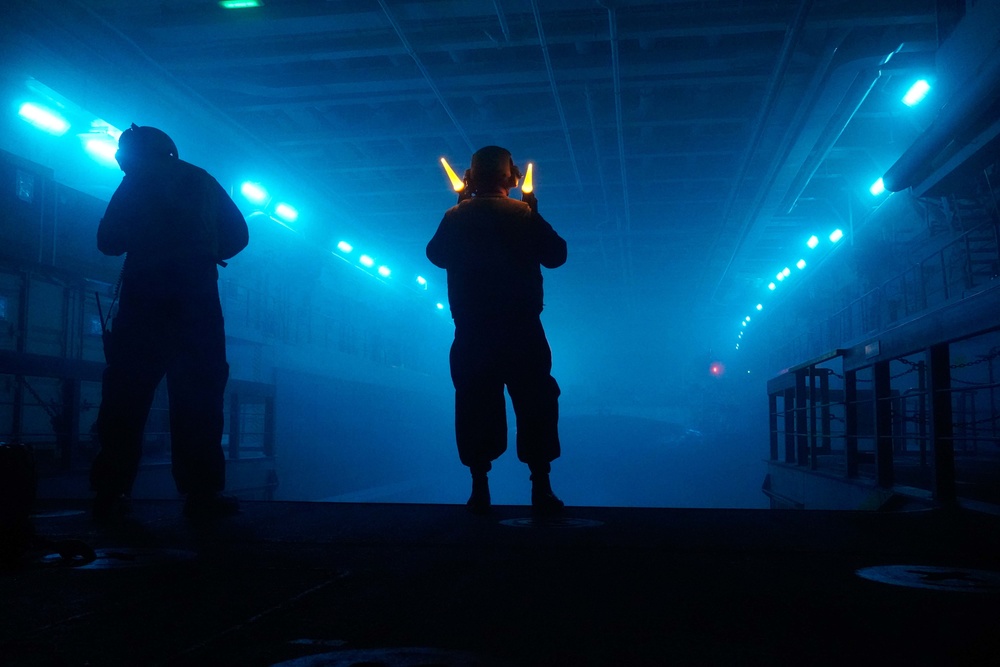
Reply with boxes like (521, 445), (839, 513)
(440, 157), (465, 192)
(521, 163), (534, 194)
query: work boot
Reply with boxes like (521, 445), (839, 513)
(530, 473), (565, 514)
(183, 492), (240, 519)
(466, 470), (491, 515)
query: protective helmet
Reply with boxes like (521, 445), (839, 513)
(469, 145), (521, 192)
(115, 123), (178, 171)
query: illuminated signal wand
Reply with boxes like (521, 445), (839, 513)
(439, 157), (470, 203)
(520, 162), (537, 212)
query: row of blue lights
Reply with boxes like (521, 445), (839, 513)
(239, 181), (447, 312)
(734, 78), (933, 351)
(17, 101), (122, 167)
(15, 99), (449, 315)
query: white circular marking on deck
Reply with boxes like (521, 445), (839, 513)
(856, 565), (1000, 593)
(500, 516), (604, 528)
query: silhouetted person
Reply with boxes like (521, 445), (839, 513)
(91, 124), (248, 520)
(427, 146), (567, 514)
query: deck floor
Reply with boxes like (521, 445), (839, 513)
(3, 501), (1000, 666)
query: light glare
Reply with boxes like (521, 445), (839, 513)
(18, 102), (70, 135)
(869, 178), (886, 196)
(807, 235), (819, 249)
(829, 229), (844, 243)
(756, 303), (763, 311)
(337, 241), (353, 253)
(240, 182), (268, 204)
(83, 137), (119, 166)
(416, 276), (427, 286)
(377, 265), (391, 277)
(796, 259), (806, 270)
(902, 79), (931, 107)
(274, 203), (298, 222)
(768, 282), (776, 290)
(359, 254), (374, 267)
(781, 267), (791, 277)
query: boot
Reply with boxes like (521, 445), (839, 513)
(530, 472), (564, 514)
(466, 470), (491, 515)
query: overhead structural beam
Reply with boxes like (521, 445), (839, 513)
(707, 0), (814, 301)
(492, 0), (511, 43)
(529, 0), (584, 192)
(603, 3), (631, 235)
(378, 0), (474, 152)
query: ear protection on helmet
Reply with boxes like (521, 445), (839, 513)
(469, 146), (522, 191)
(116, 123), (178, 171)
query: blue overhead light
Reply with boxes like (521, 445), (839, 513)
(745, 316), (751, 322)
(756, 303), (763, 311)
(416, 275), (427, 287)
(18, 102), (70, 135)
(807, 235), (819, 249)
(829, 229), (844, 243)
(377, 265), (391, 278)
(776, 272), (785, 282)
(869, 178), (886, 196)
(240, 181), (268, 204)
(796, 259), (806, 270)
(337, 241), (353, 253)
(436, 302), (445, 310)
(781, 267), (791, 278)
(83, 136), (119, 166)
(359, 254), (374, 268)
(902, 79), (931, 107)
(274, 202), (298, 222)
(768, 282), (776, 291)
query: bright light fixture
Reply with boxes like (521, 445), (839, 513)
(829, 229), (844, 243)
(436, 302), (445, 310)
(741, 321), (747, 327)
(359, 254), (374, 267)
(768, 282), (776, 291)
(869, 178), (886, 196)
(240, 182), (268, 204)
(18, 102), (70, 135)
(416, 276), (427, 286)
(776, 273), (785, 282)
(83, 137), (119, 166)
(377, 265), (391, 278)
(756, 303), (763, 311)
(796, 259), (806, 270)
(274, 203), (298, 222)
(219, 0), (262, 8)
(902, 79), (931, 107)
(807, 235), (819, 249)
(781, 267), (791, 277)
(336, 241), (353, 253)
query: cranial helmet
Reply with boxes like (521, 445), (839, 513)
(469, 145), (522, 192)
(115, 124), (178, 172)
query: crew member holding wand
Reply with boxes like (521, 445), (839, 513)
(427, 146), (567, 514)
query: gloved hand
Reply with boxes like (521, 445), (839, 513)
(521, 191), (538, 213)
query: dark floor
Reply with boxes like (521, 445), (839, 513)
(3, 500), (1000, 666)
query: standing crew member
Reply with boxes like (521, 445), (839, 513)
(427, 145), (567, 514)
(91, 124), (249, 519)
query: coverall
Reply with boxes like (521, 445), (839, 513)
(426, 193), (567, 472)
(91, 158), (248, 498)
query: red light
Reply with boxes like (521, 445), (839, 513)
(709, 361), (725, 377)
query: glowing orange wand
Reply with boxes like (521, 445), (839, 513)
(521, 162), (534, 194)
(439, 157), (466, 192)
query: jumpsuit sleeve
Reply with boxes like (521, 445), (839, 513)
(96, 177), (141, 256)
(426, 215), (453, 269)
(211, 178), (249, 261)
(532, 212), (567, 269)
